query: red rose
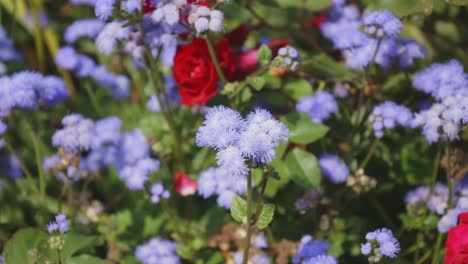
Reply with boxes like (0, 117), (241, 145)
(311, 11), (327, 28)
(173, 171), (197, 196)
(445, 212), (468, 264)
(143, 0), (156, 14)
(173, 38), (235, 105)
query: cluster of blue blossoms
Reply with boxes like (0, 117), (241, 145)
(135, 237), (180, 264)
(55, 46), (130, 99)
(293, 235), (337, 264)
(369, 101), (413, 138)
(319, 154), (349, 183)
(361, 228), (400, 263)
(46, 114), (160, 190)
(296, 91), (338, 123)
(321, 1), (426, 69)
(196, 106), (289, 208)
(46, 213), (70, 234)
(0, 27), (22, 75)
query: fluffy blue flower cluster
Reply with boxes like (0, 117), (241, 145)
(369, 101), (413, 138)
(293, 235), (337, 264)
(197, 106), (289, 176)
(437, 178), (468, 233)
(198, 167), (246, 208)
(48, 115), (160, 190)
(0, 153), (22, 179)
(135, 237), (180, 264)
(55, 46), (130, 99)
(46, 213), (70, 234)
(150, 182), (170, 203)
(319, 154), (349, 183)
(321, 2), (426, 70)
(412, 95), (468, 143)
(0, 27), (22, 75)
(69, 0), (95, 5)
(405, 183), (450, 215)
(0, 71), (69, 111)
(64, 19), (105, 43)
(361, 228), (400, 262)
(296, 91), (338, 123)
(276, 46), (300, 71)
(413, 60), (468, 100)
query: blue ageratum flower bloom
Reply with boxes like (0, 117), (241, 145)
(69, 0), (95, 5)
(362, 10), (402, 37)
(412, 95), (468, 143)
(52, 114), (96, 153)
(150, 182), (170, 203)
(47, 213), (69, 234)
(115, 129), (160, 190)
(413, 60), (468, 100)
(369, 101), (413, 138)
(196, 106), (288, 198)
(135, 237), (180, 264)
(296, 91), (338, 123)
(362, 228), (400, 261)
(64, 19), (105, 43)
(95, 0), (116, 20)
(319, 154), (349, 183)
(397, 38), (426, 68)
(305, 255), (338, 264)
(293, 235), (330, 264)
(0, 153), (22, 179)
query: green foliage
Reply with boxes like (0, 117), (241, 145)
(3, 228), (49, 264)
(282, 113), (329, 144)
(257, 45), (272, 63)
(230, 195), (248, 223)
(256, 203), (276, 229)
(286, 148), (322, 188)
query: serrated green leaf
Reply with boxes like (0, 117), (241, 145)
(286, 148), (322, 188)
(276, 0), (332, 10)
(4, 228), (49, 264)
(257, 45), (272, 63)
(247, 76), (266, 91)
(230, 195), (247, 222)
(282, 113), (329, 144)
(284, 79), (313, 100)
(256, 203), (276, 229)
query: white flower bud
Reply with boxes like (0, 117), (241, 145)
(188, 13), (199, 24)
(194, 17), (209, 34)
(163, 4), (180, 25)
(196, 6), (211, 16)
(152, 9), (164, 22)
(174, 0), (187, 7)
(209, 18), (223, 32)
(210, 10), (224, 20)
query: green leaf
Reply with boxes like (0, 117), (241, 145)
(275, 0), (332, 10)
(286, 148), (322, 188)
(66, 255), (109, 264)
(4, 228), (49, 264)
(302, 54), (356, 81)
(247, 76), (266, 91)
(284, 79), (313, 100)
(282, 113), (329, 144)
(435, 21), (460, 43)
(60, 233), (99, 260)
(230, 195), (247, 223)
(256, 203), (276, 229)
(368, 0), (433, 17)
(257, 45), (272, 63)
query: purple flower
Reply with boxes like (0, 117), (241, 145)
(319, 154), (349, 183)
(296, 91), (338, 123)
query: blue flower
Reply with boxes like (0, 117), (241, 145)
(296, 91), (338, 123)
(304, 255), (338, 264)
(369, 101), (413, 138)
(319, 154), (349, 183)
(293, 235), (330, 263)
(37, 76), (69, 107)
(150, 182), (170, 203)
(363, 228), (400, 259)
(123, 0), (141, 13)
(95, 0), (116, 20)
(47, 213), (69, 234)
(52, 114), (96, 153)
(413, 60), (468, 100)
(362, 10), (402, 37)
(397, 38), (426, 68)
(64, 19), (105, 43)
(135, 237), (180, 264)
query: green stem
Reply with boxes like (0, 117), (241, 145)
(251, 173), (269, 226)
(3, 141), (39, 193)
(369, 38), (383, 70)
(83, 81), (103, 116)
(445, 143), (453, 209)
(31, 131), (45, 206)
(205, 36), (227, 84)
(428, 145), (442, 196)
(242, 171), (253, 264)
(431, 232), (444, 264)
(30, 0), (46, 72)
(359, 139), (378, 169)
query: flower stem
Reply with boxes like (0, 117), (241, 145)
(445, 143), (453, 209)
(242, 171), (253, 264)
(83, 81), (103, 116)
(430, 232), (444, 264)
(359, 138), (378, 169)
(31, 131), (45, 206)
(205, 35), (227, 84)
(428, 144), (442, 197)
(251, 172), (269, 226)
